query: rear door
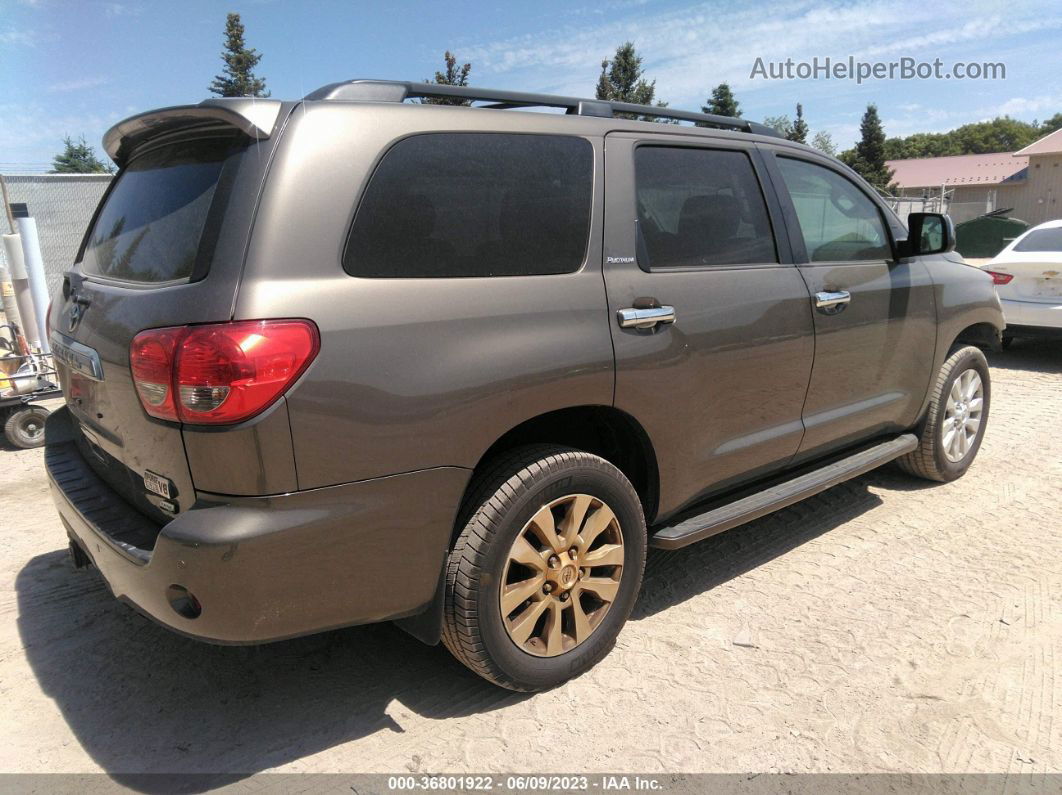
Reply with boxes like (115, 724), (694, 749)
(602, 133), (815, 518)
(49, 121), (274, 520)
(761, 149), (937, 460)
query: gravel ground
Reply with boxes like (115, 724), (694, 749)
(1, 341), (1059, 781)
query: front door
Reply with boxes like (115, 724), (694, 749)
(762, 151), (937, 460)
(602, 133), (815, 520)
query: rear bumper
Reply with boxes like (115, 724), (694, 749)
(45, 408), (470, 644)
(1000, 298), (1062, 332)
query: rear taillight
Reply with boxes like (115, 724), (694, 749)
(130, 320), (319, 425)
(130, 326), (185, 421)
(986, 270), (1014, 285)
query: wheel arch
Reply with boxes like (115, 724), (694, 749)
(461, 405), (660, 531)
(952, 321), (1003, 353)
(396, 405), (659, 648)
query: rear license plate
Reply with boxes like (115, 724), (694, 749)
(143, 470), (171, 499)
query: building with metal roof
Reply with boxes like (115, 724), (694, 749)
(886, 128), (1062, 226)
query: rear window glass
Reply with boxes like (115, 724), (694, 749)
(80, 136), (236, 283)
(1014, 227), (1062, 252)
(344, 133), (593, 278)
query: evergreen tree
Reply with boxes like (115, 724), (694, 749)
(703, 83), (740, 116)
(841, 104), (894, 191)
(787, 103), (809, 144)
(811, 130), (837, 156)
(423, 51), (472, 105)
(697, 82), (741, 128)
(50, 136), (113, 174)
(209, 12), (269, 98)
(596, 42), (668, 121)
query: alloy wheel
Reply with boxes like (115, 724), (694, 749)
(943, 368), (984, 463)
(499, 494), (624, 657)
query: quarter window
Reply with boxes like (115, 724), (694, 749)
(344, 133), (593, 278)
(634, 146), (777, 268)
(776, 157), (891, 262)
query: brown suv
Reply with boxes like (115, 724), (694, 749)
(45, 80), (1004, 691)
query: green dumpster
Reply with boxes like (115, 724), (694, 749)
(955, 212), (1030, 259)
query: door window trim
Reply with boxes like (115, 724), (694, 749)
(629, 139), (794, 273)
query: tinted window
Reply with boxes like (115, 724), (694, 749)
(345, 133), (593, 278)
(634, 147), (777, 268)
(777, 157), (890, 262)
(1014, 227), (1062, 252)
(81, 136), (236, 283)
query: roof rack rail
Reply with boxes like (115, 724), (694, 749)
(304, 79), (781, 138)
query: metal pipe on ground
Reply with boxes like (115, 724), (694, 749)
(12, 204), (50, 353)
(1, 231), (40, 351)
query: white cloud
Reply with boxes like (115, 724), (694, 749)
(103, 2), (142, 17)
(461, 0), (1061, 110)
(0, 28), (37, 46)
(993, 95), (1062, 116)
(46, 76), (109, 93)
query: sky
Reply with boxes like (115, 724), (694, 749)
(2, 0), (1061, 172)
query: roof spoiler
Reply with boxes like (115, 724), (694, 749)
(102, 98), (284, 168)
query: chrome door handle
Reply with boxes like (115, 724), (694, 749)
(814, 290), (851, 310)
(617, 306), (676, 329)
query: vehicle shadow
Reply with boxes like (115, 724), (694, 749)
(986, 338), (1062, 374)
(16, 468), (891, 788)
(633, 475), (885, 620)
(16, 550), (528, 790)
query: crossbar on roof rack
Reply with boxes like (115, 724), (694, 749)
(304, 79), (781, 138)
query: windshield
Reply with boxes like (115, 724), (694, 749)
(80, 136), (238, 283)
(1013, 227), (1062, 253)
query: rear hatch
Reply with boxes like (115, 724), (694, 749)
(992, 227), (1062, 303)
(50, 101), (284, 523)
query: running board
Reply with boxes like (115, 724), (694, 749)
(649, 434), (919, 550)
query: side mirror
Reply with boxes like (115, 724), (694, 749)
(901, 212), (956, 257)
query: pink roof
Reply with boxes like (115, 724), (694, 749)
(885, 152), (1028, 188)
(1014, 128), (1062, 156)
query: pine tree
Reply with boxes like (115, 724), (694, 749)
(696, 83), (741, 128)
(841, 104), (895, 191)
(596, 42), (668, 121)
(702, 83), (740, 116)
(787, 103), (809, 144)
(208, 12), (269, 98)
(423, 51), (472, 105)
(50, 136), (113, 174)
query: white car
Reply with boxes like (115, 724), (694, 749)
(982, 219), (1062, 345)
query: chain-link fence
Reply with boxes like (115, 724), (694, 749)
(0, 174), (112, 299)
(883, 193), (993, 226)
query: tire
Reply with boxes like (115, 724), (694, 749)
(442, 445), (647, 691)
(896, 345), (990, 482)
(4, 406), (50, 449)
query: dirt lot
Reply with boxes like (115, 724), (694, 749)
(1, 342), (1059, 781)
